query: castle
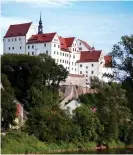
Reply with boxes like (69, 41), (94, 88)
(3, 14), (112, 86)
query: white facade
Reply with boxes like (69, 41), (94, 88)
(3, 36), (26, 54)
(77, 39), (91, 51)
(3, 23), (36, 55)
(3, 21), (112, 86)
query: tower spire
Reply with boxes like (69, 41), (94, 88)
(38, 12), (43, 34)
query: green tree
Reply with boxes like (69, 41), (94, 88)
(73, 105), (103, 142)
(1, 54), (68, 111)
(109, 35), (133, 114)
(25, 107), (73, 143)
(1, 74), (16, 131)
(91, 79), (132, 142)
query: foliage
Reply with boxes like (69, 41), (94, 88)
(1, 130), (97, 154)
(1, 54), (68, 110)
(73, 105), (103, 142)
(109, 35), (133, 114)
(25, 107), (73, 143)
(1, 74), (16, 131)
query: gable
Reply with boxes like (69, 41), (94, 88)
(4, 22), (32, 38)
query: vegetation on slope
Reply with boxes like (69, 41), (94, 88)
(1, 35), (133, 153)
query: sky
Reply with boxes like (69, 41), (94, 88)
(1, 0), (133, 54)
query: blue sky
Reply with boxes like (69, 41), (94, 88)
(1, 0), (133, 54)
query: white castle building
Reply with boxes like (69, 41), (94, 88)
(3, 15), (112, 86)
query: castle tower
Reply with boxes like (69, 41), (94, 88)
(38, 13), (43, 34)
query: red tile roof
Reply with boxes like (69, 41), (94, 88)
(79, 39), (92, 50)
(104, 56), (112, 67)
(69, 74), (84, 77)
(59, 36), (70, 52)
(77, 50), (102, 63)
(4, 22), (32, 38)
(27, 32), (56, 44)
(65, 37), (75, 47)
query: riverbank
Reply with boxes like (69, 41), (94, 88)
(1, 131), (133, 154)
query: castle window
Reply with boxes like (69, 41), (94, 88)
(86, 66), (88, 69)
(73, 48), (74, 51)
(86, 71), (88, 73)
(28, 45), (30, 49)
(54, 51), (56, 54)
(92, 71), (94, 74)
(44, 43), (46, 47)
(80, 64), (82, 67)
(80, 42), (81, 45)
(92, 64), (94, 67)
(63, 53), (64, 56)
(72, 68), (73, 70)
(75, 68), (76, 71)
(28, 52), (30, 55)
(79, 47), (82, 50)
(32, 45), (34, 49)
(73, 55), (75, 59)
(58, 45), (60, 48)
(60, 59), (61, 63)
(72, 62), (73, 65)
(12, 38), (13, 41)
(19, 38), (21, 41)
(32, 52), (34, 55)
(80, 71), (82, 74)
(57, 52), (58, 55)
(8, 39), (10, 42)
(63, 60), (64, 63)
(57, 59), (58, 62)
(46, 50), (48, 54)
(20, 46), (22, 49)
(15, 38), (17, 41)
(8, 47), (10, 50)
(12, 47), (14, 50)
(54, 44), (56, 47)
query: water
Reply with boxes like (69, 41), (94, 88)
(61, 148), (133, 154)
